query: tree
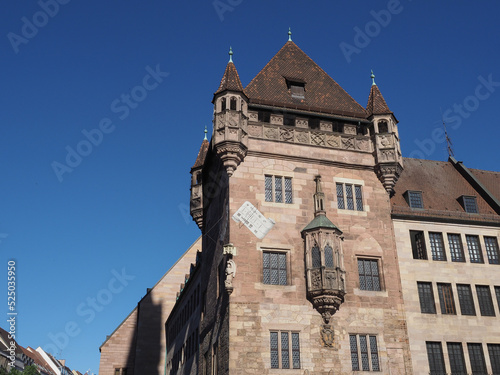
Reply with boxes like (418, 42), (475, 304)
(0, 367), (8, 375)
(22, 366), (39, 375)
(8, 368), (21, 375)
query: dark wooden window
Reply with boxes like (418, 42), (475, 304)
(417, 282), (436, 314)
(426, 342), (446, 375)
(263, 251), (287, 285)
(230, 97), (237, 110)
(220, 98), (226, 111)
(358, 259), (381, 291)
(410, 230), (427, 260)
(447, 342), (466, 375)
(487, 344), (500, 375)
(429, 232), (446, 261)
(485, 236), (500, 264)
(437, 283), (456, 314)
(448, 233), (465, 262)
(468, 343), (487, 374)
(378, 121), (388, 133)
(457, 284), (476, 316)
(466, 235), (484, 263)
(258, 111), (270, 123)
(495, 286), (500, 312)
(350, 334), (379, 371)
(476, 285), (495, 316)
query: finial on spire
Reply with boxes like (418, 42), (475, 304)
(228, 46), (233, 63)
(204, 126), (208, 141)
(371, 70), (376, 86)
(288, 27), (292, 42)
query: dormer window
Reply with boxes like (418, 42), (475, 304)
(405, 190), (423, 209)
(285, 77), (306, 100)
(459, 195), (478, 213)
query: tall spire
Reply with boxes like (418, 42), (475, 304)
(366, 73), (392, 116)
(288, 27), (292, 42)
(313, 175), (325, 216)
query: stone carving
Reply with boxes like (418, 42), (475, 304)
(321, 325), (335, 347)
(296, 131), (309, 144)
(311, 269), (322, 289)
(248, 124), (262, 137)
(296, 118), (308, 128)
(380, 149), (395, 161)
(344, 124), (357, 135)
(225, 259), (236, 294)
(248, 112), (258, 122)
(311, 132), (325, 146)
(264, 127), (278, 140)
(378, 134), (392, 147)
(270, 114), (283, 125)
(320, 121), (332, 132)
(326, 135), (341, 148)
(280, 128), (294, 142)
(325, 271), (336, 289)
(342, 137), (354, 150)
(356, 138), (370, 151)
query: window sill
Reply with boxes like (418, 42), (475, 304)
(255, 283), (296, 292)
(353, 288), (388, 298)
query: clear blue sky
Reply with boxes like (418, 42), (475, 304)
(1, 1), (499, 373)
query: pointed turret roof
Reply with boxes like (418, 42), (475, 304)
(244, 41), (367, 118)
(192, 138), (209, 170)
(214, 61), (244, 96)
(366, 82), (392, 116)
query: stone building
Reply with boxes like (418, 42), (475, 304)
(100, 34), (500, 375)
(168, 35), (412, 375)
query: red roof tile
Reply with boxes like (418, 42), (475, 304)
(214, 62), (244, 96)
(192, 139), (209, 170)
(244, 41), (367, 118)
(366, 84), (392, 116)
(391, 158), (498, 220)
(469, 167), (500, 202)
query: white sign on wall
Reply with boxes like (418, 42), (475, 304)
(231, 201), (275, 239)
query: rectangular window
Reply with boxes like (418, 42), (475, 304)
(463, 196), (479, 213)
(437, 283), (456, 314)
(410, 230), (427, 260)
(447, 342), (466, 375)
(270, 331), (300, 369)
(350, 334), (379, 371)
(336, 183), (363, 211)
(468, 343), (487, 374)
(407, 190), (424, 209)
(429, 232), (446, 261)
(457, 284), (476, 316)
(448, 233), (465, 262)
(114, 370), (120, 375)
(426, 342), (446, 375)
(417, 282), (436, 314)
(476, 285), (495, 316)
(358, 259), (381, 291)
(466, 235), (484, 263)
(496, 286), (500, 312)
(487, 344), (500, 375)
(265, 176), (292, 204)
(263, 251), (287, 285)
(485, 236), (500, 264)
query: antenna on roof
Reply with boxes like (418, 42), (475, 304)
(440, 107), (455, 158)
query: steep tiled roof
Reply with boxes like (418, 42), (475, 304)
(391, 158), (500, 223)
(302, 214), (341, 232)
(469, 168), (500, 203)
(366, 84), (392, 116)
(244, 41), (367, 118)
(192, 139), (209, 170)
(214, 62), (244, 96)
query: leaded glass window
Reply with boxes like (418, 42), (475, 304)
(447, 342), (466, 375)
(487, 344), (500, 375)
(336, 183), (345, 209)
(448, 233), (465, 262)
(263, 251), (287, 285)
(312, 246), (321, 268)
(468, 343), (487, 374)
(270, 331), (300, 369)
(358, 259), (381, 291)
(457, 284), (476, 316)
(426, 342), (446, 375)
(350, 334), (380, 371)
(337, 183), (363, 211)
(324, 245), (334, 268)
(429, 232), (446, 261)
(408, 191), (423, 208)
(485, 236), (499, 264)
(466, 235), (484, 263)
(417, 282), (436, 314)
(476, 285), (495, 316)
(264, 175), (292, 204)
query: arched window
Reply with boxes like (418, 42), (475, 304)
(378, 121), (388, 133)
(324, 245), (334, 268)
(221, 97), (226, 111)
(230, 97), (237, 110)
(312, 246), (321, 268)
